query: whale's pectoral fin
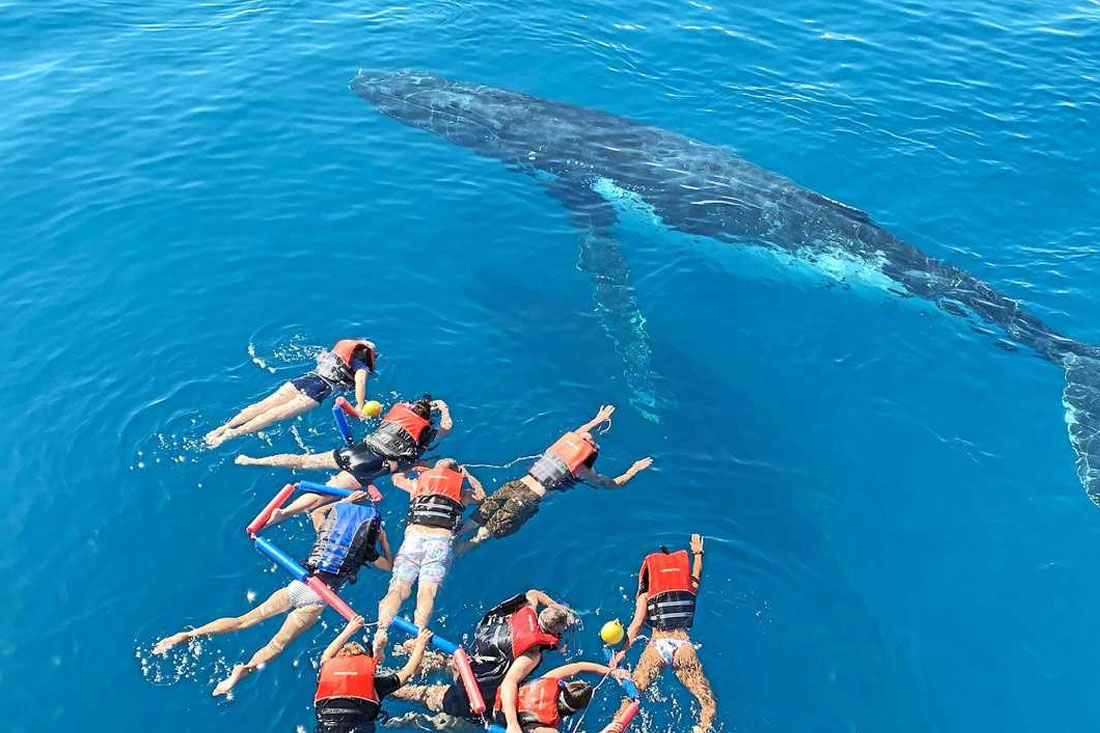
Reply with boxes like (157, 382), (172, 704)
(538, 175), (660, 421)
(1063, 352), (1100, 506)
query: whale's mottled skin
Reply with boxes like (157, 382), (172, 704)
(351, 70), (1100, 504)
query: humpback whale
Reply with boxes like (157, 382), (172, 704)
(350, 69), (1100, 505)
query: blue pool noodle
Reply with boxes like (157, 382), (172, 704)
(390, 616), (459, 655)
(254, 536), (309, 581)
(297, 480), (355, 498)
(332, 405), (354, 446)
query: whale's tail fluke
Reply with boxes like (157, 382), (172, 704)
(1063, 352), (1100, 505)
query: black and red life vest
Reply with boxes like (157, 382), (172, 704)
(493, 677), (562, 728)
(640, 550), (697, 631)
(365, 403), (432, 460)
(406, 466), (465, 531)
(316, 340), (376, 387)
(471, 595), (561, 685)
(315, 654), (381, 731)
(528, 431), (598, 491)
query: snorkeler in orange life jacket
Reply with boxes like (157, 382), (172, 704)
(206, 339), (376, 447)
(457, 405), (652, 552)
(611, 534), (717, 733)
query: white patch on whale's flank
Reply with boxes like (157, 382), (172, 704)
(588, 175), (896, 293)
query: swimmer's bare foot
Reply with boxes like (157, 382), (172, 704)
(266, 507), (288, 526)
(153, 631), (191, 655)
(235, 455), (259, 466)
(212, 664), (252, 697)
(372, 631), (388, 661)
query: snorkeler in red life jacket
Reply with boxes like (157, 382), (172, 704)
(372, 460), (487, 660)
(234, 395), (454, 523)
(457, 405), (652, 552)
(206, 339), (377, 447)
(388, 590), (579, 725)
(314, 616), (433, 733)
(611, 534), (717, 733)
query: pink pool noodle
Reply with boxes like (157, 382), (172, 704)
(246, 483), (296, 536)
(334, 396), (360, 419)
(618, 700), (641, 729)
(452, 647), (486, 715)
(304, 576), (358, 621)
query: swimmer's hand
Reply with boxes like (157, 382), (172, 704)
(631, 457), (653, 474)
(691, 533), (704, 555)
(610, 648), (627, 668)
(595, 404), (616, 422)
(345, 489), (371, 504)
(415, 628), (433, 648)
(611, 668), (632, 681)
(347, 616), (366, 633)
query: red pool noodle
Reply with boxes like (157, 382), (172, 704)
(334, 396), (360, 419)
(246, 483), (296, 536)
(452, 647), (486, 715)
(304, 576), (357, 621)
(618, 700), (641, 729)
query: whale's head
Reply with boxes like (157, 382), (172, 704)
(351, 70), (586, 164)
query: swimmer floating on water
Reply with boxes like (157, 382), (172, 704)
(205, 339), (377, 447)
(372, 459), (485, 660)
(313, 616), (431, 733)
(391, 590), (576, 727)
(236, 395), (453, 521)
(153, 492), (391, 696)
(389, 660), (631, 733)
(457, 405), (651, 553)
(611, 534), (716, 733)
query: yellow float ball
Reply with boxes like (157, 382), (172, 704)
(360, 400), (383, 418)
(600, 619), (625, 646)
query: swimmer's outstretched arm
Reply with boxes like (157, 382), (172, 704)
(525, 589), (561, 610)
(690, 533), (704, 587)
(579, 457), (653, 489)
(612, 593), (649, 666)
(322, 616), (366, 664)
(500, 652), (540, 732)
(460, 466), (486, 504)
(391, 472), (417, 495)
(354, 366), (370, 412)
(541, 661), (616, 679)
(396, 628), (433, 685)
(374, 528), (394, 572)
(431, 400), (453, 439)
(578, 404), (616, 433)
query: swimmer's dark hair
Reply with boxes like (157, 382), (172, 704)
(410, 394), (433, 419)
(559, 681), (593, 716)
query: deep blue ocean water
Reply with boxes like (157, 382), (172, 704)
(3, 0), (1099, 731)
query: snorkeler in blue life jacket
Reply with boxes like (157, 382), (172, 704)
(153, 493), (392, 697)
(206, 339), (377, 447)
